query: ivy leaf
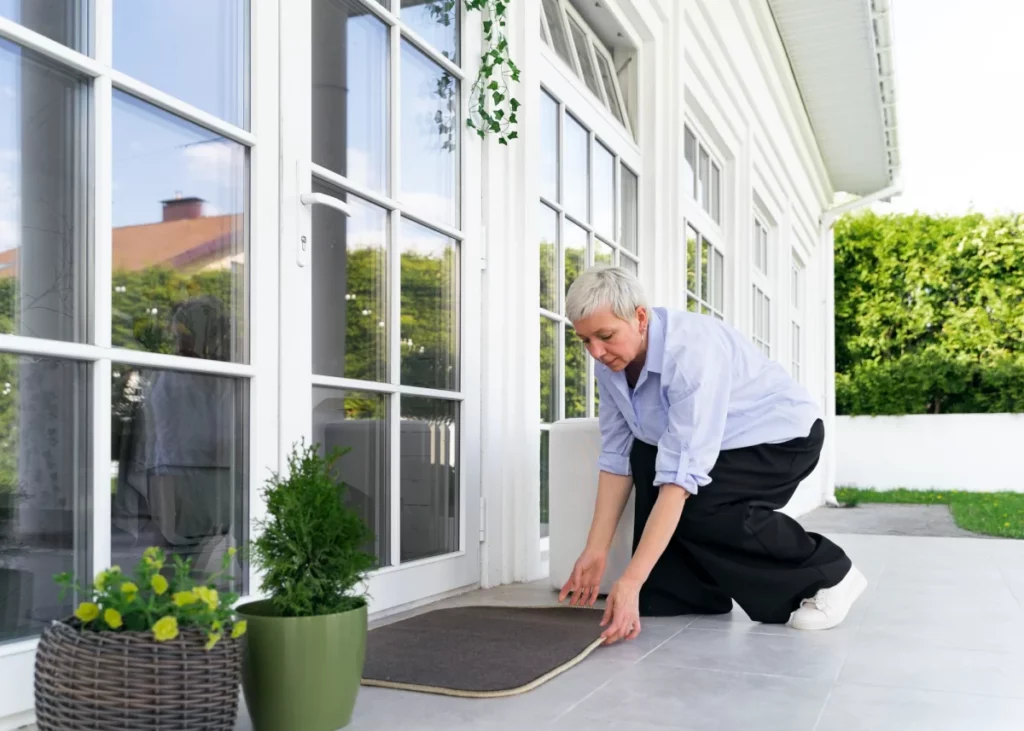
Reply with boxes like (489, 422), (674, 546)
(488, 80), (500, 91)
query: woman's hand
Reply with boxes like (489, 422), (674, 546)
(558, 548), (608, 608)
(600, 577), (643, 644)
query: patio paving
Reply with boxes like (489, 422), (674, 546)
(799, 503), (981, 538)
(230, 531), (1024, 731)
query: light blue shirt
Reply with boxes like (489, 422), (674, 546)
(596, 307), (822, 494)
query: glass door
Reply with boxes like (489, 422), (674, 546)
(279, 0), (481, 611)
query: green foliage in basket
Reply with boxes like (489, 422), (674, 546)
(249, 442), (376, 618)
(54, 547), (246, 650)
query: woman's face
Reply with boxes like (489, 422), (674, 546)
(571, 306), (648, 371)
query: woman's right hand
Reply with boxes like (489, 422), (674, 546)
(558, 547), (608, 608)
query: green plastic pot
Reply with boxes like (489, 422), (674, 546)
(237, 600), (368, 731)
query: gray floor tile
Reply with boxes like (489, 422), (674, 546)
(815, 683), (1024, 731)
(643, 627), (849, 681)
(839, 634), (1024, 698)
(561, 662), (831, 730)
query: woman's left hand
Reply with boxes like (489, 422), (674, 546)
(600, 577), (643, 644)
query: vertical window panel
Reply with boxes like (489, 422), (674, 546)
(539, 316), (557, 423)
(564, 325), (586, 418)
(621, 165), (638, 254)
(563, 114), (589, 224)
(592, 142), (614, 239)
(401, 0), (459, 63)
(540, 92), (559, 203)
(538, 203), (558, 312)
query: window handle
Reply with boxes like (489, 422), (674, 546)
(300, 192), (352, 217)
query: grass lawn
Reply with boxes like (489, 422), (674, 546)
(835, 488), (1024, 539)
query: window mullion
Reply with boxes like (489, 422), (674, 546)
(388, 17), (402, 567)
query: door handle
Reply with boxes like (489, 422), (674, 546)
(300, 192), (352, 217)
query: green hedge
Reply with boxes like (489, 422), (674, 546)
(835, 211), (1024, 415)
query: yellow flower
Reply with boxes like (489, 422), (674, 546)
(205, 632), (222, 651)
(75, 602), (100, 623)
(120, 582), (139, 600)
(231, 620), (247, 639)
(173, 591), (198, 607)
(227, 547), (238, 558)
(194, 586), (219, 610)
(152, 616), (179, 642)
(143, 547), (165, 569)
(104, 608), (123, 629)
(151, 574), (169, 596)
(94, 570), (110, 592)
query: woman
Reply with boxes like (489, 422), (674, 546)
(558, 266), (865, 644)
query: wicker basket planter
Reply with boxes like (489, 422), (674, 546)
(34, 618), (242, 731)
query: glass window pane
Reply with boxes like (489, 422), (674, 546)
(539, 203), (558, 312)
(540, 316), (557, 423)
(683, 129), (696, 200)
(539, 430), (549, 537)
(563, 220), (587, 303)
(714, 249), (724, 312)
(620, 165), (638, 254)
(701, 304), (711, 316)
(400, 40), (459, 228)
(312, 387), (389, 567)
(710, 162), (721, 223)
(565, 324), (587, 419)
(698, 147), (710, 211)
(701, 239), (711, 303)
(564, 114), (589, 224)
(0, 41), (88, 344)
(312, 183), (389, 381)
(400, 218), (458, 391)
(400, 396), (458, 562)
(112, 92), (248, 363)
(541, 0), (574, 70)
(0, 355), (88, 642)
(401, 0), (459, 62)
(763, 295), (771, 347)
(752, 286), (760, 337)
(313, 0), (389, 193)
(540, 92), (558, 202)
(540, 11), (550, 45)
(568, 19), (603, 101)
(592, 142), (614, 239)
(594, 239), (613, 267)
(687, 296), (699, 313)
(621, 254), (638, 277)
(111, 363), (247, 592)
(686, 225), (699, 297)
(0, 0), (89, 52)
(594, 50), (625, 126)
(113, 0), (249, 128)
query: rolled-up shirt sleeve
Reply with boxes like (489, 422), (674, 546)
(654, 343), (731, 494)
(597, 375), (634, 476)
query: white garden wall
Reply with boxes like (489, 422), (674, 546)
(836, 414), (1024, 493)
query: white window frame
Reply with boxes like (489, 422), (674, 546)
(751, 213), (772, 356)
(278, 0), (484, 612)
(537, 24), (641, 552)
(681, 118), (727, 322)
(752, 284), (771, 357)
(791, 251), (806, 380)
(0, 0), (279, 712)
(683, 124), (723, 225)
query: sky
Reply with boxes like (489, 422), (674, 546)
(872, 0), (1024, 217)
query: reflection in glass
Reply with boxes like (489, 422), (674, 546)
(312, 387), (389, 566)
(539, 203), (558, 312)
(0, 0), (89, 52)
(400, 218), (459, 391)
(0, 355), (88, 643)
(401, 0), (459, 62)
(592, 143), (614, 239)
(539, 430), (549, 536)
(686, 225), (699, 297)
(314, 0), (389, 193)
(112, 92), (248, 363)
(621, 165), (638, 254)
(540, 316), (556, 423)
(701, 239), (711, 303)
(540, 0), (574, 69)
(111, 364), (247, 593)
(594, 51), (625, 126)
(540, 92), (559, 202)
(564, 114), (589, 224)
(621, 254), (638, 278)
(698, 147), (710, 211)
(564, 325), (586, 418)
(563, 220), (586, 301)
(683, 129), (696, 200)
(312, 183), (388, 381)
(568, 20), (602, 101)
(113, 0), (249, 128)
(710, 162), (721, 223)
(714, 249), (724, 312)
(0, 41), (88, 344)
(595, 240), (614, 267)
(400, 397), (458, 562)
(401, 40), (459, 228)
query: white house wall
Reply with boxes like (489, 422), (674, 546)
(478, 0), (841, 590)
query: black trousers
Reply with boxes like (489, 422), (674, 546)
(631, 419), (851, 624)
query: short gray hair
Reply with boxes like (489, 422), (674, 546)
(565, 265), (649, 323)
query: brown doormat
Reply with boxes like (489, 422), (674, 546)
(361, 606), (606, 698)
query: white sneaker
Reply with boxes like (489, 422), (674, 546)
(787, 565), (867, 631)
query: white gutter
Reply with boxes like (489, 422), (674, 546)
(818, 181), (903, 506)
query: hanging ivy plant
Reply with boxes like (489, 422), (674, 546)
(464, 0), (521, 145)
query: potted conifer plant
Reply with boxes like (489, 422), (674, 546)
(237, 442), (375, 731)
